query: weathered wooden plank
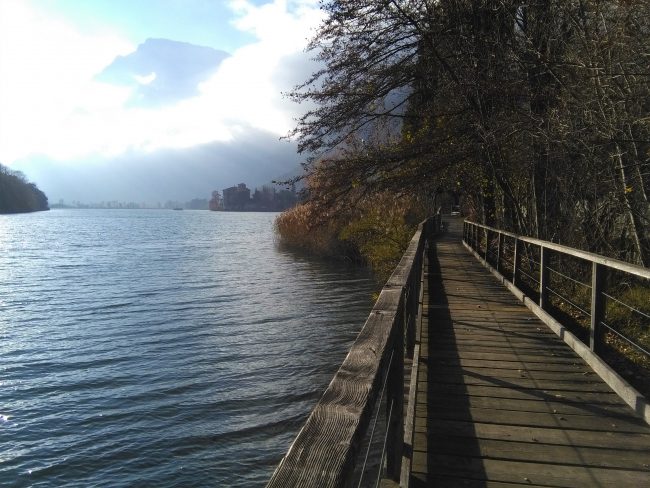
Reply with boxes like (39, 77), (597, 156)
(429, 346), (578, 359)
(430, 343), (584, 356)
(410, 454), (650, 488)
(414, 419), (650, 450)
(433, 334), (570, 345)
(421, 374), (615, 393)
(432, 339), (568, 351)
(436, 320), (557, 330)
(417, 383), (625, 405)
(427, 350), (583, 363)
(444, 335), (562, 346)
(386, 226), (423, 288)
(410, 453), (650, 487)
(425, 356), (588, 372)
(267, 300), (400, 487)
(423, 365), (602, 382)
(410, 473), (549, 488)
(414, 406), (649, 432)
(416, 435), (650, 470)
(423, 391), (637, 416)
(429, 310), (540, 319)
(378, 480), (399, 488)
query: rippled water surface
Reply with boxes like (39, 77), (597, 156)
(0, 209), (375, 487)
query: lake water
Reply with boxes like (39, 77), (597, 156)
(0, 209), (376, 487)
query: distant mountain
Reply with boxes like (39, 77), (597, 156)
(96, 38), (230, 107)
(12, 127), (302, 205)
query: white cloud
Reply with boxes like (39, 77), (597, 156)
(134, 72), (157, 85)
(194, 0), (323, 136)
(0, 0), (323, 164)
(0, 0), (134, 162)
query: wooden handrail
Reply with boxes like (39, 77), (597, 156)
(267, 214), (441, 487)
(464, 220), (649, 279)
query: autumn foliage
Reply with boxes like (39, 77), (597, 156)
(275, 179), (428, 282)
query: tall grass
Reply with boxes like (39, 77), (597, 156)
(274, 202), (361, 260)
(274, 192), (427, 283)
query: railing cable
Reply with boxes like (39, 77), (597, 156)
(374, 398), (395, 488)
(547, 267), (591, 289)
(357, 348), (394, 488)
(602, 292), (650, 321)
(600, 321), (650, 357)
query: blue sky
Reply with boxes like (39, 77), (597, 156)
(0, 0), (323, 201)
(31, 0), (260, 52)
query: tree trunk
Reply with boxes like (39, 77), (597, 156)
(615, 144), (649, 266)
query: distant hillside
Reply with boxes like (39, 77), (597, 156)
(96, 38), (229, 107)
(0, 164), (49, 213)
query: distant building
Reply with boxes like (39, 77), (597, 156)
(209, 191), (223, 211)
(213, 182), (298, 212)
(222, 183), (251, 210)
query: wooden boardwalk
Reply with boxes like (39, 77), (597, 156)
(410, 219), (650, 487)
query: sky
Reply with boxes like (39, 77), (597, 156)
(0, 0), (323, 203)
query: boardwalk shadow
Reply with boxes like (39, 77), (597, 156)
(408, 219), (650, 487)
(410, 241), (487, 487)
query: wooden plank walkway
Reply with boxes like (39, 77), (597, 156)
(410, 218), (650, 487)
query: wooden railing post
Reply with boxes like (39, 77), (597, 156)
(590, 263), (605, 353)
(484, 229), (490, 263)
(513, 237), (521, 287)
(539, 246), (549, 310)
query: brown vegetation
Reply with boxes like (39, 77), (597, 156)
(284, 0), (649, 267)
(275, 183), (428, 282)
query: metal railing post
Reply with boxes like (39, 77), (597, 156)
(513, 237), (521, 287)
(590, 263), (605, 354)
(406, 247), (419, 355)
(484, 228), (490, 263)
(473, 224), (478, 251)
(386, 311), (404, 480)
(540, 246), (549, 310)
(496, 232), (503, 273)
